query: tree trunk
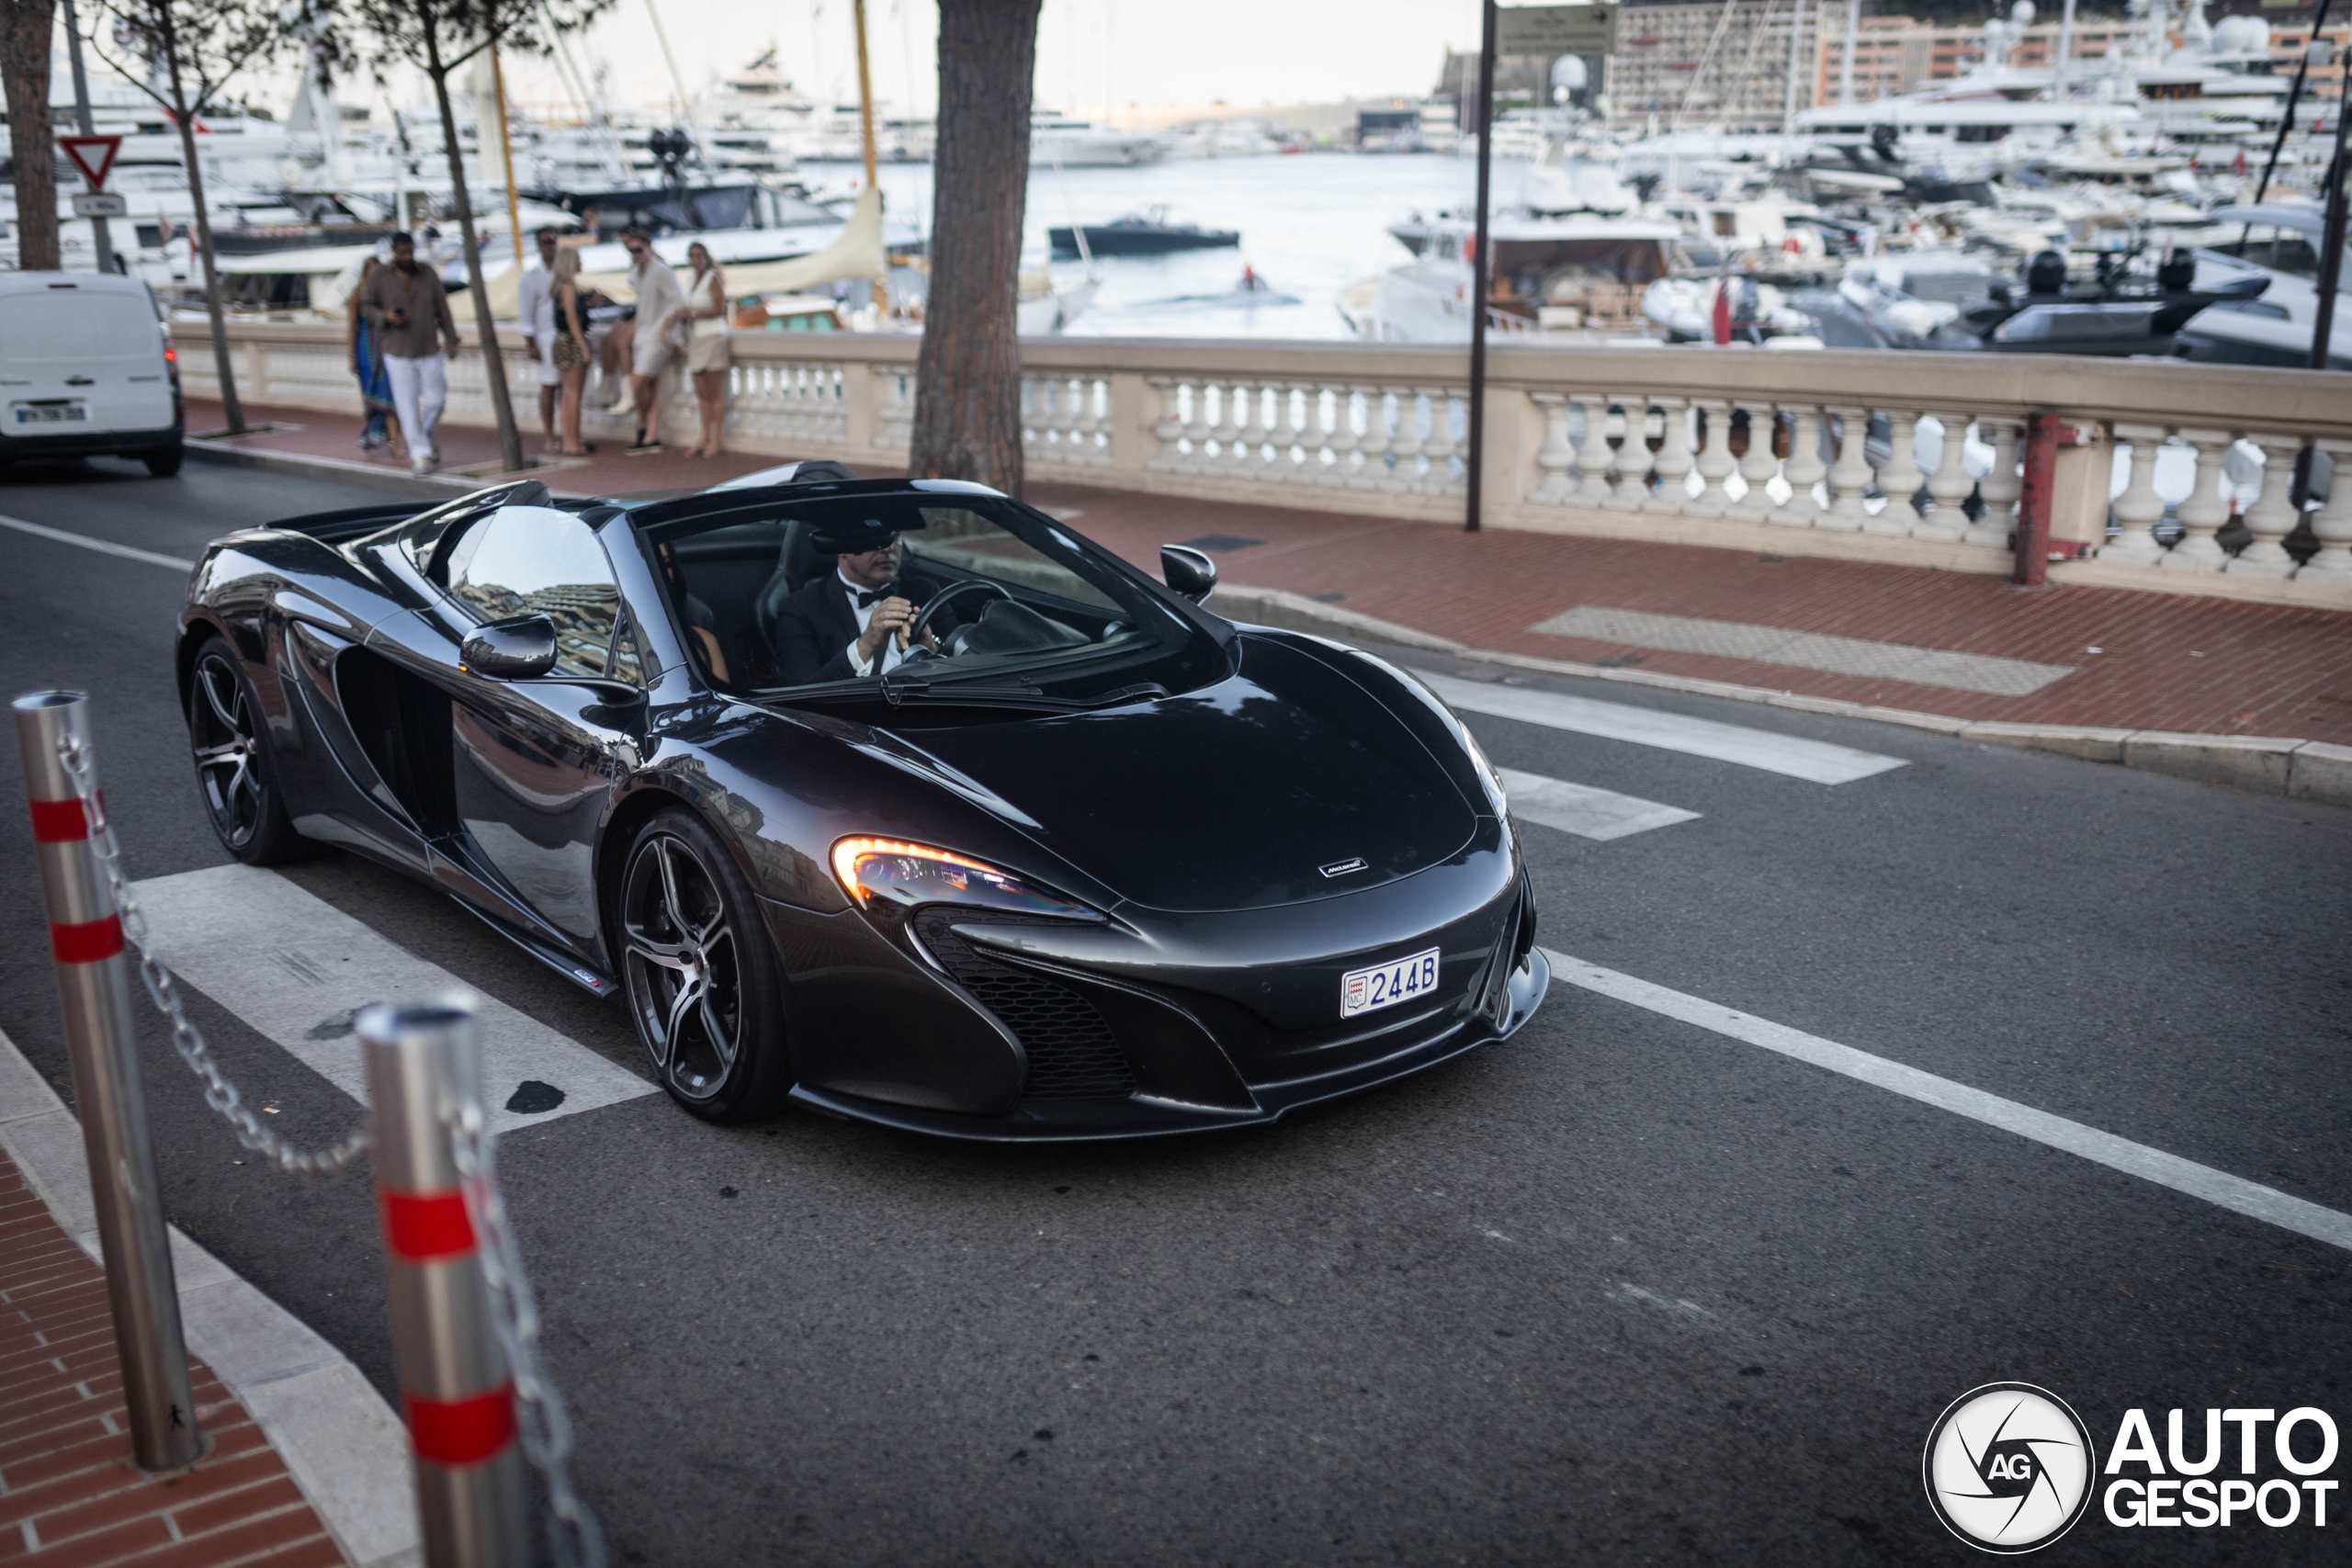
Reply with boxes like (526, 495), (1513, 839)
(0, 0), (61, 271)
(909, 0), (1038, 493)
(168, 53), (242, 432)
(427, 47), (524, 474)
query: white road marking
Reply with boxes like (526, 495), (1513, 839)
(1544, 948), (2352, 1255)
(1414, 668), (1904, 784)
(0, 511), (195, 570)
(1497, 767), (1700, 841)
(1532, 606), (2075, 697)
(134, 864), (653, 1132)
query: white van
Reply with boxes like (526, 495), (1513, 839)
(0, 272), (183, 475)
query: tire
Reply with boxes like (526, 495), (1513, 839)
(186, 637), (310, 865)
(614, 807), (791, 1122)
(143, 445), (183, 478)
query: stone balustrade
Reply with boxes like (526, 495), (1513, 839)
(175, 318), (2352, 610)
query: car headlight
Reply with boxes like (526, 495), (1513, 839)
(1456, 723), (1509, 816)
(831, 837), (1098, 919)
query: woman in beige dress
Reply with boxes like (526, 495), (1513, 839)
(550, 249), (596, 457)
(683, 242), (731, 457)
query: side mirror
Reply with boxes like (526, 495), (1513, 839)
(1159, 544), (1217, 604)
(460, 615), (560, 679)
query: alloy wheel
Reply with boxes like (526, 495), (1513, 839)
(620, 832), (743, 1101)
(190, 653), (268, 850)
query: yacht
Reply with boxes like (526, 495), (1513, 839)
(1031, 111), (1167, 167)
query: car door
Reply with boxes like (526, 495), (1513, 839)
(439, 504), (648, 965)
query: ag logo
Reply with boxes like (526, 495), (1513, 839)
(1924, 1383), (2098, 1553)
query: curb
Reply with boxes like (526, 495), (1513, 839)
(185, 434), (522, 502)
(0, 1028), (422, 1568)
(1213, 583), (2352, 808)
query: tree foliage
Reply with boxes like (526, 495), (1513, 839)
(95, 0), (310, 432)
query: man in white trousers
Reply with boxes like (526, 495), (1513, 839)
(360, 232), (461, 473)
(515, 226), (563, 452)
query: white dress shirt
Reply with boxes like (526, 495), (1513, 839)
(841, 570), (910, 677)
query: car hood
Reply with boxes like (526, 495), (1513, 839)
(896, 636), (1479, 913)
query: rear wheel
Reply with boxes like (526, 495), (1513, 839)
(187, 637), (308, 864)
(616, 807), (790, 1122)
(142, 445), (183, 478)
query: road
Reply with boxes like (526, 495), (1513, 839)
(3, 455), (2347, 1565)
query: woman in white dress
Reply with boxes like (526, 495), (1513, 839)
(683, 242), (732, 458)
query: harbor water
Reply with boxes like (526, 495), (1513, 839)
(863, 153), (1530, 341)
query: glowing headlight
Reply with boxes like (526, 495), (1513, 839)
(831, 838), (1097, 919)
(1457, 724), (1509, 816)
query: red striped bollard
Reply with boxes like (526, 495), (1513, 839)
(12, 691), (203, 1473)
(358, 998), (529, 1567)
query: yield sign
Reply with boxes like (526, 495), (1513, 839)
(59, 135), (121, 191)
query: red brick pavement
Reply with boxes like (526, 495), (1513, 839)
(0, 1150), (344, 1567)
(185, 400), (2352, 745)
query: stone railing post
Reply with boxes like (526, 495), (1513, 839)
(1773, 404), (1826, 526)
(2103, 423), (2170, 565)
(2047, 421), (2113, 556)
(841, 360), (875, 454)
(2163, 428), (2233, 571)
(2301, 439), (2352, 585)
(1527, 392), (1574, 502)
(1868, 411), (1925, 535)
(1605, 399), (1654, 511)
(2227, 434), (2305, 577)
(1819, 406), (1872, 530)
(1571, 393), (1614, 504)
(1970, 417), (2023, 547)
(1109, 370), (1153, 477)
(1916, 412), (1973, 542)
(1727, 403), (1780, 522)
(1686, 399), (1736, 516)
(1643, 397), (1693, 513)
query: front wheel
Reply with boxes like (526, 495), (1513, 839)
(616, 807), (790, 1122)
(187, 637), (308, 864)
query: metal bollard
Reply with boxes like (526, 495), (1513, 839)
(12, 691), (202, 1473)
(358, 998), (529, 1568)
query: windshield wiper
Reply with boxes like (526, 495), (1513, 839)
(878, 677), (1170, 712)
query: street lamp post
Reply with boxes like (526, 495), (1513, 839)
(60, 0), (114, 274)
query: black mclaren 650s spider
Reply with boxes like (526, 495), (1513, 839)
(175, 461), (1546, 1138)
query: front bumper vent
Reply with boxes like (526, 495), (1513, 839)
(912, 909), (1137, 1100)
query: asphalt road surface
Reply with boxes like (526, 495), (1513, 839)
(3, 454), (2347, 1565)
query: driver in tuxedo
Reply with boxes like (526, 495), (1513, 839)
(772, 519), (946, 685)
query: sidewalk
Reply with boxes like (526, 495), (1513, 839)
(1, 1145), (342, 1567)
(186, 400), (2352, 748)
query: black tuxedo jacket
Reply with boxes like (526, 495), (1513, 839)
(772, 571), (935, 686)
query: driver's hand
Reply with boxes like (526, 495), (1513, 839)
(856, 596), (918, 664)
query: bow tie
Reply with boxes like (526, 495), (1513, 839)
(852, 583), (898, 608)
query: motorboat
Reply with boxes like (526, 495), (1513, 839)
(1049, 207), (1238, 256)
(2177, 204), (2352, 371)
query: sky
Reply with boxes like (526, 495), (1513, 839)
(386, 0), (1488, 123)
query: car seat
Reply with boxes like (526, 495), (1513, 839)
(752, 519), (830, 651)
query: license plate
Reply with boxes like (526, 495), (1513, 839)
(16, 403), (85, 424)
(1340, 946), (1441, 1020)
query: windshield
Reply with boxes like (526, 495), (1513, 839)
(645, 491), (1222, 704)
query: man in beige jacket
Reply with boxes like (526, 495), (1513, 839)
(623, 229), (686, 456)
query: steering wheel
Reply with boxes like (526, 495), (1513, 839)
(910, 580), (1012, 648)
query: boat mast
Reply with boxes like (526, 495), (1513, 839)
(1782, 0), (1808, 138)
(854, 0), (886, 313)
(491, 43), (524, 268)
(644, 0), (707, 171)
